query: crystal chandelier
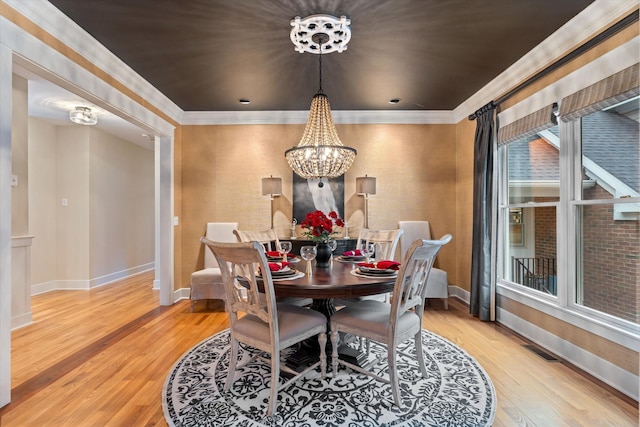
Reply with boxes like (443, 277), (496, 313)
(285, 15), (356, 180)
(69, 106), (97, 125)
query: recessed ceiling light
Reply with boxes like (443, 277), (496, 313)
(389, 98), (401, 104)
(238, 99), (251, 104)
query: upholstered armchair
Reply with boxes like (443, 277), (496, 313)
(398, 221), (451, 309)
(190, 222), (238, 311)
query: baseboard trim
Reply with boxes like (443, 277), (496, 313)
(31, 264), (155, 295)
(497, 307), (639, 401)
(173, 287), (190, 303)
(89, 263), (155, 288)
(11, 312), (33, 331)
(448, 285), (470, 305)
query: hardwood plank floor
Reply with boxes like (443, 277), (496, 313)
(1, 272), (637, 426)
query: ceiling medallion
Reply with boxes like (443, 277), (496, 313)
(290, 14), (351, 54)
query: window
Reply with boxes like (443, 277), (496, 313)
(500, 128), (559, 297)
(574, 98), (639, 324)
(497, 63), (639, 328)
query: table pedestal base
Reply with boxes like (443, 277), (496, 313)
(285, 297), (368, 371)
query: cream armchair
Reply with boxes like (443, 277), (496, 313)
(190, 222), (238, 311)
(398, 221), (451, 309)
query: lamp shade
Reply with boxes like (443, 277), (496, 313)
(356, 176), (376, 195)
(262, 176), (282, 196)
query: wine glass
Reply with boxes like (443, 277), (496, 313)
(360, 242), (375, 263)
(300, 245), (317, 276)
(279, 241), (292, 262)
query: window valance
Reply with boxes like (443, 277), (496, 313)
(559, 63), (639, 122)
(497, 103), (557, 146)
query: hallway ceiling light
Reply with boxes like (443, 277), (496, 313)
(69, 106), (97, 125)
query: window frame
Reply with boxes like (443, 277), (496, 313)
(496, 113), (640, 349)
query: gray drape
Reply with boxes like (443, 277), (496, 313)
(470, 103), (496, 321)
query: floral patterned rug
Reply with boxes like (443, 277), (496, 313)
(162, 329), (496, 426)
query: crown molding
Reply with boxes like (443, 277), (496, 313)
(5, 0), (184, 124)
(182, 110), (456, 125)
(453, 0), (638, 123)
(6, 0), (633, 127)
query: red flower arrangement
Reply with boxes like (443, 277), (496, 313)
(300, 210), (345, 243)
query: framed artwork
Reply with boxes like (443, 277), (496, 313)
(292, 174), (344, 223)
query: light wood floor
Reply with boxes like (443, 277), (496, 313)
(1, 271), (637, 426)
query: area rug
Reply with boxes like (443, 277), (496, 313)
(163, 329), (496, 426)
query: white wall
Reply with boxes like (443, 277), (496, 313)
(88, 129), (155, 281)
(27, 119), (57, 287)
(28, 119), (154, 293)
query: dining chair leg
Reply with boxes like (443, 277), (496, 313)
(388, 344), (401, 406)
(330, 330), (340, 376)
(414, 330), (428, 378)
(318, 332), (327, 378)
(267, 353), (280, 416)
(225, 339), (239, 390)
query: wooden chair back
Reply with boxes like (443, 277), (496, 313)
(356, 228), (404, 260)
(390, 235), (452, 321)
(234, 229), (281, 252)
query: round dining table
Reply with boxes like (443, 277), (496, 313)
(273, 258), (398, 368)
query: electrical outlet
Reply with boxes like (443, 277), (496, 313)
(173, 216), (179, 226)
(11, 175), (18, 187)
(61, 198), (68, 207)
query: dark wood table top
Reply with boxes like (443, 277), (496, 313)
(271, 259), (396, 299)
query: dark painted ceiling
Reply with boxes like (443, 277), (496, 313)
(48, 0), (594, 112)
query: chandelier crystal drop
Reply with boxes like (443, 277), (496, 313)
(285, 14), (356, 180)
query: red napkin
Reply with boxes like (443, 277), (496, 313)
(357, 260), (401, 270)
(268, 262), (289, 271)
(266, 251), (281, 258)
(343, 249), (362, 257)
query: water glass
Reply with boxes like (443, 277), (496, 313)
(300, 245), (317, 276)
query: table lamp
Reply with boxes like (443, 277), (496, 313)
(262, 176), (282, 229)
(356, 175), (376, 229)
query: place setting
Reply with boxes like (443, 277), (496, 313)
(335, 243), (374, 263)
(257, 262), (304, 281)
(351, 259), (401, 278)
(265, 241), (300, 264)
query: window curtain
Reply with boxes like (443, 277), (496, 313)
(559, 63), (639, 121)
(470, 102), (496, 321)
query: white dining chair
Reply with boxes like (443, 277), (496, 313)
(335, 228), (404, 309)
(356, 228), (403, 261)
(233, 228), (281, 252)
(234, 228), (312, 307)
(330, 235), (452, 407)
(202, 239), (327, 416)
(189, 222), (238, 311)
(399, 221), (451, 309)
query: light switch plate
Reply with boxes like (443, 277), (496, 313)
(173, 216), (179, 226)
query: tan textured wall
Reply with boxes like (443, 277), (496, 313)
(180, 123), (457, 289)
(455, 118), (476, 292)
